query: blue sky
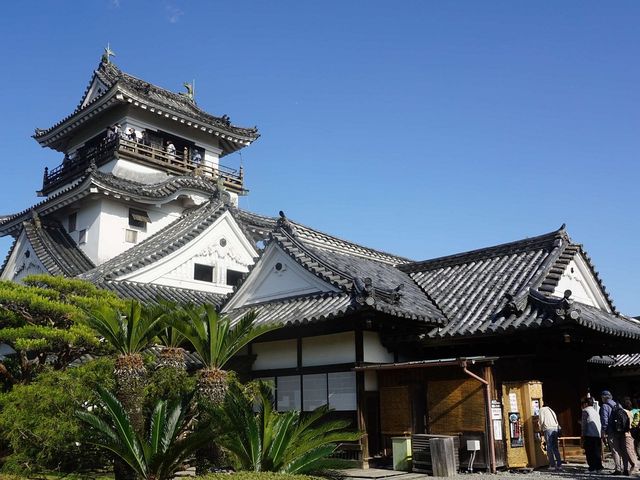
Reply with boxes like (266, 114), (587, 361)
(0, 1), (638, 313)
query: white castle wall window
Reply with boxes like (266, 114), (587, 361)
(128, 208), (151, 230)
(226, 269), (243, 287)
(194, 263), (214, 282)
(125, 229), (138, 244)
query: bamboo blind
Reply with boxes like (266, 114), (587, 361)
(380, 385), (412, 435)
(427, 378), (485, 433)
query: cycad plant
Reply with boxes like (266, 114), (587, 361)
(77, 386), (210, 480)
(152, 300), (188, 371)
(213, 381), (361, 474)
(172, 305), (277, 405)
(85, 300), (166, 433)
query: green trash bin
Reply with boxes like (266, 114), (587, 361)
(391, 436), (412, 471)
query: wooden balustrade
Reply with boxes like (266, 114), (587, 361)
(42, 137), (245, 195)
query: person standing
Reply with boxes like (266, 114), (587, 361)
(191, 148), (202, 165)
(631, 397), (640, 459)
(601, 390), (624, 475)
(538, 402), (563, 471)
(615, 397), (638, 476)
(581, 397), (604, 472)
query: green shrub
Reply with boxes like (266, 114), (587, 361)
(212, 382), (361, 474)
(0, 358), (115, 474)
(143, 364), (197, 415)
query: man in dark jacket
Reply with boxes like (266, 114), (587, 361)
(601, 390), (623, 474)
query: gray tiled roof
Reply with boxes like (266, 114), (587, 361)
(90, 170), (218, 199)
(400, 226), (621, 339)
(226, 292), (355, 327)
(610, 354), (640, 369)
(35, 60), (259, 151)
(0, 171), (219, 236)
(23, 219), (95, 276)
(236, 209), (410, 265)
(225, 223), (446, 327)
(480, 290), (640, 340)
(80, 199), (228, 282)
(98, 280), (224, 307)
(403, 228), (567, 337)
(1, 218), (96, 278)
(587, 355), (617, 366)
(0, 237), (17, 277)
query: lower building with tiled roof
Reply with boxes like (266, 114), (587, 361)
(4, 54), (640, 471)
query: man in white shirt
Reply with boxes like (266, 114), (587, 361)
(538, 402), (562, 470)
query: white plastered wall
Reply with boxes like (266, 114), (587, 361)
(117, 210), (257, 294)
(552, 254), (611, 312)
(252, 339), (298, 370)
(0, 230), (47, 281)
(222, 243), (340, 311)
(363, 331), (394, 363)
(77, 197), (184, 265)
(302, 332), (356, 367)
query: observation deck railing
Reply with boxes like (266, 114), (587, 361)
(41, 137), (244, 196)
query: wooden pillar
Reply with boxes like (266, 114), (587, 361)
(483, 365), (498, 473)
(355, 327), (369, 465)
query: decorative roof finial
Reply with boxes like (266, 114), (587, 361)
(102, 43), (116, 65)
(181, 81), (195, 102)
(211, 176), (231, 205)
(277, 211), (297, 236)
(31, 210), (41, 230)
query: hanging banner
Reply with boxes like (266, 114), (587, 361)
(491, 400), (503, 420)
(494, 420), (503, 440)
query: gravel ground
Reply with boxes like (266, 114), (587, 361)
(344, 457), (636, 480)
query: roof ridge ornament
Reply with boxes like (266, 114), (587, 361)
(101, 43), (116, 65)
(354, 277), (376, 306)
(277, 211), (297, 237)
(210, 177), (231, 206)
(31, 209), (41, 230)
(391, 283), (404, 304)
(503, 293), (524, 316)
(180, 81), (195, 103)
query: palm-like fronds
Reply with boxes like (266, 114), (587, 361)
(213, 382), (361, 474)
(152, 299), (187, 349)
(85, 300), (166, 355)
(171, 305), (277, 370)
(76, 386), (209, 480)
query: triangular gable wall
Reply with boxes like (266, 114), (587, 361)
(0, 230), (48, 282)
(80, 75), (109, 109)
(552, 252), (611, 312)
(117, 211), (258, 294)
(223, 243), (341, 312)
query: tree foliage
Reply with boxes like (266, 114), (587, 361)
(0, 275), (125, 386)
(0, 358), (115, 474)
